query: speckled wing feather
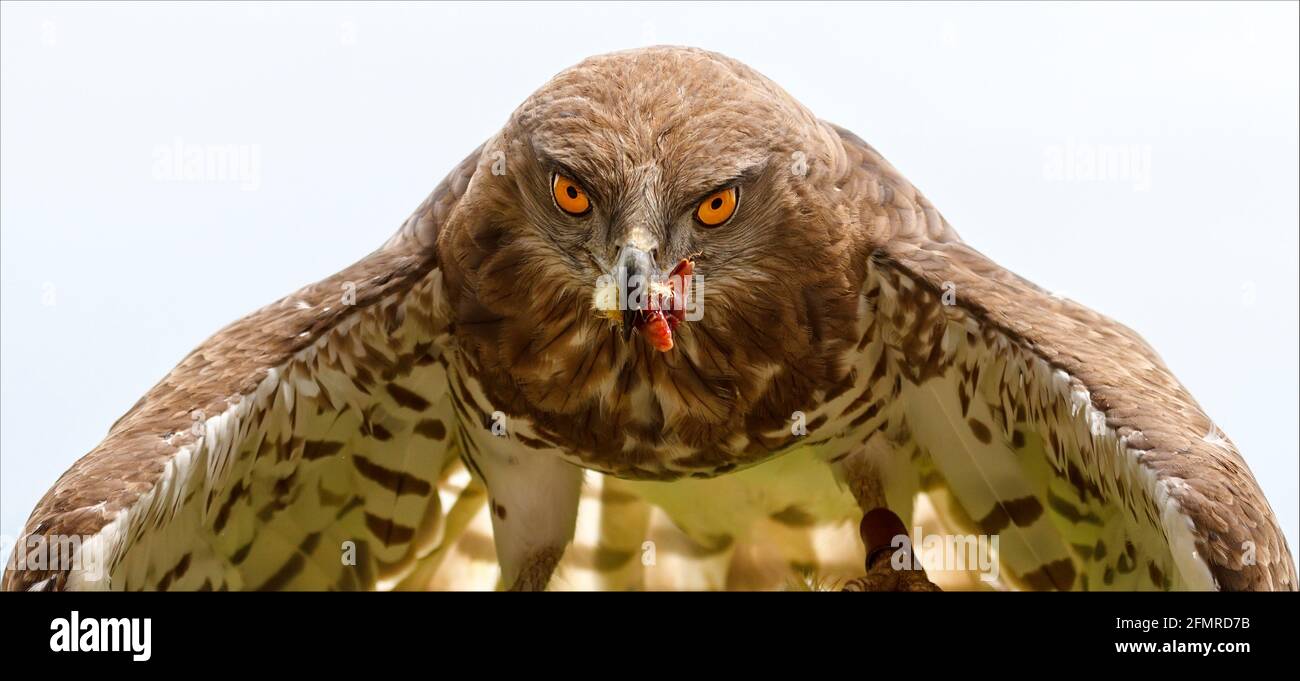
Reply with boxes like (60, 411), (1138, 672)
(832, 125), (1295, 591)
(2, 149), (482, 591)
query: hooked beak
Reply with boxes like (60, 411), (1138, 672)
(616, 245), (655, 342)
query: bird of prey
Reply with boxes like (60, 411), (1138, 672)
(5, 46), (1293, 592)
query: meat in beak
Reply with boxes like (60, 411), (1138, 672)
(612, 247), (694, 352)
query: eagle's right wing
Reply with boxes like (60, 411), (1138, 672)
(4, 149), (483, 591)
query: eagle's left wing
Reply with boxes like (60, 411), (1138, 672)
(828, 125), (1295, 591)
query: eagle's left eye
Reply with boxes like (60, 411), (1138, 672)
(552, 174), (591, 216)
(695, 187), (738, 227)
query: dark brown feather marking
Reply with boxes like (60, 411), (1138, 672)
(770, 505), (817, 527)
(413, 418), (446, 440)
(212, 481), (247, 533)
(352, 456), (432, 497)
(257, 555), (305, 591)
(1020, 558), (1077, 591)
(386, 383), (431, 412)
(302, 440), (345, 461)
(364, 513), (415, 547)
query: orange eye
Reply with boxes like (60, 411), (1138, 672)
(552, 174), (591, 216)
(695, 187), (738, 227)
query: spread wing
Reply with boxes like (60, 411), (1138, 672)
(831, 125), (1295, 591)
(3, 149), (483, 591)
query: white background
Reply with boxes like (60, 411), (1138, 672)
(3, 2), (1296, 571)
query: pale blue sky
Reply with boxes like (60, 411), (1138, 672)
(2, 2), (1296, 568)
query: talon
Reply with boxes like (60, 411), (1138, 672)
(843, 508), (943, 592)
(860, 507), (909, 569)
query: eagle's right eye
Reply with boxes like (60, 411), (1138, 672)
(552, 174), (591, 216)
